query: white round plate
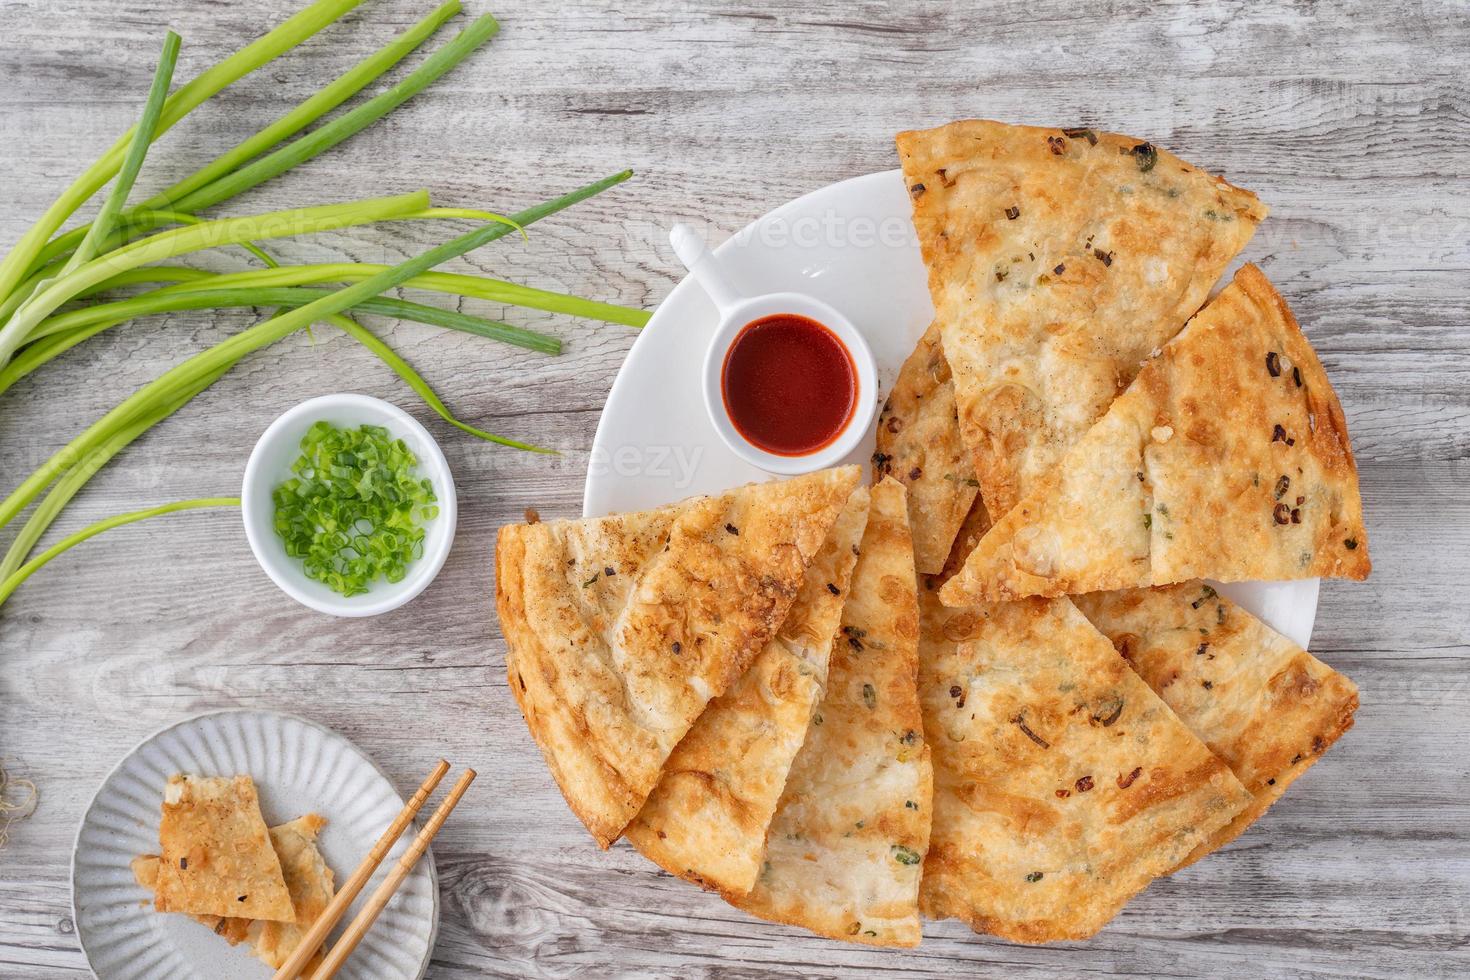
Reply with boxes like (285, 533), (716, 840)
(73, 710), (438, 980)
(584, 169), (1318, 647)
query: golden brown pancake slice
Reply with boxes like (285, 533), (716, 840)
(916, 588), (1253, 943)
(131, 854), (251, 945)
(246, 814), (335, 971)
(873, 321), (979, 574)
(729, 478), (932, 947)
(497, 466), (862, 847)
(897, 119), (1268, 518)
(940, 264), (1370, 605)
(626, 488), (870, 895)
(1075, 582), (1358, 867)
(945, 491), (992, 574)
(134, 813), (335, 971)
(152, 774), (294, 923)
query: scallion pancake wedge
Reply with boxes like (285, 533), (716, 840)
(246, 814), (335, 972)
(940, 264), (1369, 605)
(1075, 581), (1358, 868)
(134, 813), (335, 972)
(131, 854), (251, 945)
(917, 588), (1252, 943)
(898, 119), (1267, 519)
(153, 774), (294, 922)
(730, 477), (932, 947)
(627, 488), (870, 895)
(874, 321), (978, 574)
(497, 466), (861, 847)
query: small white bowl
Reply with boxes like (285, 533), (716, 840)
(701, 292), (878, 475)
(241, 393), (458, 617)
(672, 223), (879, 476)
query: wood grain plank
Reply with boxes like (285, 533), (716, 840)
(1, 0), (1467, 977)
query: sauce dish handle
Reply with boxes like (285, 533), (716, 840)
(670, 222), (741, 315)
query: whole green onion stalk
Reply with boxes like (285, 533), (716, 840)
(0, 0), (364, 304)
(0, 7), (502, 345)
(0, 2), (647, 610)
(0, 0), (462, 319)
(0, 170), (634, 533)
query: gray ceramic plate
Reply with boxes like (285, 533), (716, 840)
(72, 709), (438, 979)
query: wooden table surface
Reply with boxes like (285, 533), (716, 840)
(2, 1), (1466, 977)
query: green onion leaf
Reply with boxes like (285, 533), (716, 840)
(327, 313), (550, 452)
(59, 31), (181, 275)
(26, 286), (561, 354)
(0, 170), (631, 531)
(144, 263), (650, 327)
(0, 191), (429, 362)
(0, 498), (241, 608)
(0, 0), (362, 304)
(169, 14), (501, 216)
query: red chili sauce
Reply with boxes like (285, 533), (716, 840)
(720, 313), (856, 456)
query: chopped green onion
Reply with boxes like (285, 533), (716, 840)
(273, 421), (437, 596)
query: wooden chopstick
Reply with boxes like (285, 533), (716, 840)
(272, 759), (451, 980)
(308, 767), (476, 980)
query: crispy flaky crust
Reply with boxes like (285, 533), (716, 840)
(626, 488), (870, 896)
(246, 814), (334, 971)
(132, 853), (251, 945)
(729, 478), (932, 948)
(153, 774), (295, 923)
(916, 589), (1252, 944)
(897, 119), (1267, 519)
(496, 466), (861, 848)
(940, 264), (1370, 604)
(874, 321), (979, 574)
(496, 505), (678, 847)
(1075, 582), (1358, 868)
(135, 813), (333, 972)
